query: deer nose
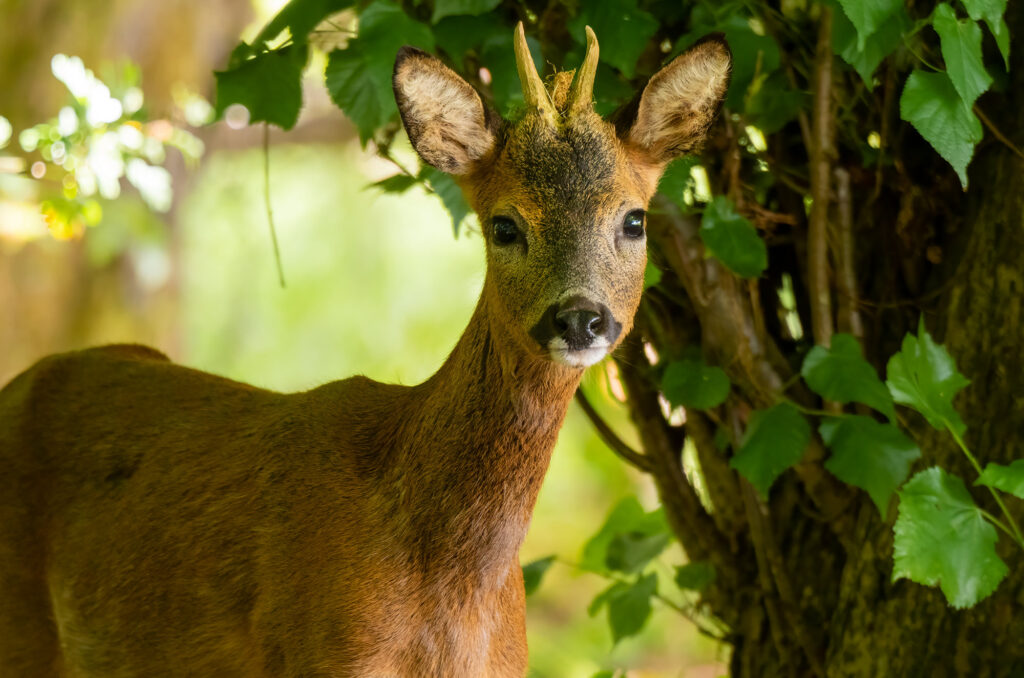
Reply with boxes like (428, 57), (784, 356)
(554, 298), (606, 350)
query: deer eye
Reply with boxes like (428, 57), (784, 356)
(623, 210), (646, 238)
(492, 217), (519, 246)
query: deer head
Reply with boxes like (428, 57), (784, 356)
(394, 25), (730, 368)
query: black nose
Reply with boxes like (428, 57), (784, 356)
(554, 297), (606, 350)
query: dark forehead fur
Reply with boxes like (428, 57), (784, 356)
(497, 112), (620, 208)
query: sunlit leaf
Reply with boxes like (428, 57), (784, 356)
(960, 0), (1009, 68)
(661, 359), (731, 410)
(820, 415), (920, 516)
(590, 574), (658, 644)
(255, 0), (355, 45)
(656, 156), (698, 211)
(730, 402), (810, 497)
(801, 333), (895, 419)
(581, 498), (670, 573)
(893, 467), (1007, 608)
(832, 2), (908, 86)
(932, 4), (992, 108)
(674, 561), (716, 591)
(606, 532), (671, 574)
(836, 0), (904, 49)
(522, 555), (556, 596)
(899, 70), (982, 188)
(568, 0), (658, 78)
(700, 196), (767, 279)
(369, 174), (418, 193)
(976, 460), (1024, 500)
(885, 318), (970, 435)
(215, 45), (308, 129)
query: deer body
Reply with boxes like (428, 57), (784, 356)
(0, 25), (729, 678)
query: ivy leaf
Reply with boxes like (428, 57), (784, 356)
(581, 498), (670, 573)
(700, 196), (768, 279)
(590, 574), (658, 644)
(893, 467), (1008, 608)
(932, 4), (993, 108)
(606, 532), (671, 574)
(899, 70), (983, 188)
(820, 415), (921, 517)
(885, 318), (970, 435)
(324, 0), (434, 142)
(255, 0), (355, 45)
(960, 0), (1010, 68)
(522, 555), (556, 597)
(214, 45), (308, 130)
(730, 403), (811, 497)
(674, 561), (716, 591)
(801, 333), (895, 419)
(431, 0), (501, 23)
(976, 460), (1024, 500)
(420, 167), (470, 235)
(836, 0), (904, 49)
(661, 359), (731, 410)
(568, 0), (658, 78)
(832, 2), (909, 86)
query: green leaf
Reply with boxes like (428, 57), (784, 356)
(656, 156), (698, 211)
(431, 0), (501, 23)
(568, 0), (658, 78)
(932, 4), (993, 108)
(960, 0), (1010, 68)
(885, 318), (970, 435)
(730, 402), (811, 497)
(801, 333), (895, 419)
(214, 45), (308, 129)
(480, 30), (544, 115)
(661, 359), (731, 410)
(976, 460), (1024, 500)
(255, 0), (355, 45)
(589, 573), (657, 644)
(820, 415), (921, 516)
(433, 13), (505, 64)
(674, 561), (716, 591)
(420, 167), (470, 234)
(369, 174), (418, 193)
(700, 196), (768, 279)
(893, 467), (1008, 608)
(832, 2), (909, 86)
(605, 532), (671, 574)
(522, 555), (556, 596)
(643, 261), (662, 289)
(836, 0), (904, 49)
(899, 70), (983, 188)
(324, 0), (434, 142)
(581, 498), (670, 573)
(744, 70), (805, 134)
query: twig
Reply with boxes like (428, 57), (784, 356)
(263, 124), (286, 288)
(833, 168), (864, 339)
(807, 5), (834, 352)
(974, 105), (1024, 162)
(574, 389), (651, 472)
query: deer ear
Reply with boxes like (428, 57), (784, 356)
(626, 35), (731, 163)
(393, 47), (496, 176)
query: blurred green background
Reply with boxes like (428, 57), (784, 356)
(0, 1), (725, 674)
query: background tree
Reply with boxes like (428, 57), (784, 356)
(213, 0), (1024, 674)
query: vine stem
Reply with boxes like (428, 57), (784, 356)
(264, 123), (286, 288)
(946, 421), (1024, 549)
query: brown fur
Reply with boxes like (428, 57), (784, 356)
(0, 29), (729, 677)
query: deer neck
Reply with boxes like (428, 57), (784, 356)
(391, 294), (581, 589)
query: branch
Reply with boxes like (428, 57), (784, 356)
(834, 168), (864, 338)
(808, 5), (834, 351)
(974, 105), (1024, 162)
(263, 124), (286, 288)
(574, 389), (652, 472)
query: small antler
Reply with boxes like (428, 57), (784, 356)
(567, 26), (599, 115)
(514, 22), (556, 122)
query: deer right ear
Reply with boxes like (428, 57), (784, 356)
(393, 47), (496, 176)
(625, 35), (731, 164)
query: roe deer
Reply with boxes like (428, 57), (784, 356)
(0, 24), (730, 677)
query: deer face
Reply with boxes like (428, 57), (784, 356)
(394, 26), (730, 369)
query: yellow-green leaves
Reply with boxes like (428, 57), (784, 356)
(730, 403), (810, 497)
(820, 416), (920, 516)
(802, 333), (895, 419)
(522, 555), (556, 597)
(976, 461), (1024, 500)
(589, 573), (658, 644)
(932, 4), (992, 109)
(700, 196), (768, 279)
(581, 498), (671, 574)
(894, 467), (1008, 608)
(885, 318), (970, 435)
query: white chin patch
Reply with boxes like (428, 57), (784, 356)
(548, 337), (610, 368)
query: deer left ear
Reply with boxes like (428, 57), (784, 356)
(626, 35), (731, 163)
(393, 47), (497, 176)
